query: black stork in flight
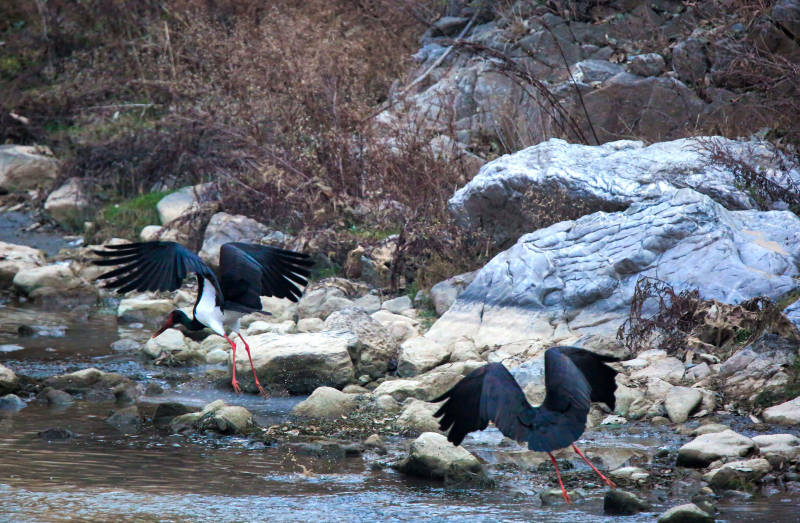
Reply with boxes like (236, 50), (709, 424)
(434, 346), (619, 504)
(93, 241), (314, 397)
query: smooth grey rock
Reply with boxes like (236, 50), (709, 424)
(610, 466), (650, 480)
(292, 387), (357, 419)
(353, 294), (381, 314)
(205, 348), (229, 364)
(773, 0), (800, 38)
(629, 53), (665, 77)
(201, 404), (251, 434)
(692, 423), (730, 436)
(37, 387), (73, 405)
(246, 320), (297, 336)
(657, 503), (714, 523)
(604, 489), (652, 515)
(234, 331), (358, 393)
(0, 393), (26, 411)
(677, 430), (758, 468)
(752, 434), (799, 460)
(324, 307), (399, 378)
(763, 395), (800, 425)
(381, 296), (413, 313)
(395, 399), (442, 435)
(139, 224), (189, 245)
(0, 145), (59, 192)
(199, 212), (291, 269)
(156, 183), (213, 224)
(397, 337), (449, 377)
(13, 265), (79, 294)
(297, 317), (325, 333)
(297, 286), (355, 320)
(110, 339), (141, 352)
(430, 271), (477, 316)
(0, 241), (45, 288)
(153, 402), (192, 425)
(117, 298), (173, 324)
(428, 190), (800, 352)
(44, 368), (104, 391)
(720, 334), (799, 404)
(107, 406), (140, 430)
(397, 432), (489, 486)
(44, 178), (91, 228)
(142, 329), (204, 365)
(666, 387), (703, 423)
(448, 137), (795, 245)
(702, 458), (771, 489)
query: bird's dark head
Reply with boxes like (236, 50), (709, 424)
(152, 310), (192, 339)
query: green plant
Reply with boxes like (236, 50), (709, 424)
(95, 191), (174, 241)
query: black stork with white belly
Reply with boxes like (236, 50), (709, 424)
(93, 241), (314, 397)
(433, 346), (619, 504)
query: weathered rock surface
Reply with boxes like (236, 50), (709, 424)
(297, 286), (355, 320)
(107, 406), (141, 430)
(0, 393), (26, 411)
(0, 145), (59, 192)
(630, 358), (685, 384)
(657, 503), (715, 523)
(156, 183), (214, 224)
(382, 296), (412, 313)
(763, 395), (800, 425)
(43, 368), (104, 391)
(397, 432), (489, 486)
(117, 298), (173, 324)
(752, 434), (800, 460)
(604, 489), (652, 516)
(292, 387), (357, 419)
(298, 318), (324, 333)
(37, 387), (73, 405)
(677, 430), (758, 468)
(397, 337), (450, 377)
(665, 387), (703, 423)
(427, 189), (800, 354)
(0, 363), (19, 395)
(246, 320), (297, 336)
(395, 399), (442, 435)
(44, 178), (91, 228)
(610, 466), (650, 481)
(324, 307), (399, 378)
(199, 212), (291, 269)
(234, 331), (358, 393)
(139, 225), (189, 245)
(703, 458), (771, 490)
(13, 265), (79, 294)
(430, 271), (477, 316)
(448, 138), (792, 245)
(142, 329), (204, 365)
(720, 334), (800, 404)
(0, 242), (45, 288)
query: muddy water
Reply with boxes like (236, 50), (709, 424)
(2, 304), (800, 523)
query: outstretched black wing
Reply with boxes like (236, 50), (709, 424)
(218, 243), (314, 309)
(93, 241), (222, 299)
(434, 347), (618, 453)
(554, 346), (619, 410)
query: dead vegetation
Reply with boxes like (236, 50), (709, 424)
(617, 276), (791, 357)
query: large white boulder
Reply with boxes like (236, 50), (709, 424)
(397, 432), (489, 486)
(117, 298), (173, 324)
(232, 331), (358, 393)
(156, 183), (214, 224)
(752, 434), (800, 460)
(0, 241), (45, 288)
(44, 178), (91, 228)
(324, 307), (399, 378)
(397, 337), (450, 377)
(291, 387), (357, 419)
(13, 265), (79, 294)
(449, 137), (797, 245)
(677, 429), (758, 467)
(427, 189), (800, 355)
(199, 212), (291, 269)
(763, 395), (800, 425)
(0, 145), (59, 192)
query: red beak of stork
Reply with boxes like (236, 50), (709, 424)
(152, 314), (175, 339)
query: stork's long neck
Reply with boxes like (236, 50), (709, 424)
(174, 310), (207, 331)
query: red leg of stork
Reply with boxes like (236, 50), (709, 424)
(223, 334), (242, 395)
(548, 452), (572, 504)
(572, 444), (617, 489)
(237, 332), (268, 399)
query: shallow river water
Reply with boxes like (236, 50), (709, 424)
(2, 304), (800, 523)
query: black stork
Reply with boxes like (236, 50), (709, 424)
(93, 241), (314, 397)
(434, 346), (619, 504)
